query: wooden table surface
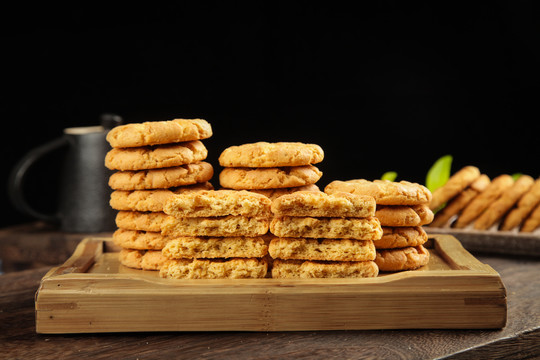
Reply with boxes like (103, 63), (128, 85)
(1, 223), (539, 359)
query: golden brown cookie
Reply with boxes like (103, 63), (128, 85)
(162, 215), (270, 237)
(430, 174), (490, 228)
(375, 245), (430, 271)
(271, 259), (379, 278)
(119, 249), (167, 270)
(474, 175), (535, 230)
(108, 162), (214, 190)
(429, 166), (481, 211)
(106, 118), (212, 148)
(219, 165), (322, 190)
(325, 179), (432, 205)
(375, 226), (428, 249)
(109, 183), (214, 212)
(375, 204), (434, 227)
(454, 174), (514, 229)
(159, 257), (268, 279)
(105, 141), (208, 171)
(269, 216), (382, 240)
(218, 142), (324, 167)
(115, 211), (171, 232)
(501, 177), (540, 231)
(248, 184), (320, 200)
(268, 237), (375, 261)
(112, 228), (172, 250)
(271, 191), (376, 218)
(163, 190), (271, 218)
(162, 236), (268, 259)
(520, 202), (540, 233)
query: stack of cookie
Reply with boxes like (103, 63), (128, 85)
(105, 118), (214, 271)
(218, 142), (324, 200)
(268, 191), (382, 278)
(159, 189), (272, 279)
(325, 180), (433, 272)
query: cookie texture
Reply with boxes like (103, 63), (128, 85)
(501, 177), (540, 231)
(219, 165), (322, 190)
(270, 216), (382, 240)
(109, 162), (214, 190)
(112, 229), (172, 250)
(325, 179), (432, 205)
(105, 141), (208, 170)
(162, 215), (270, 237)
(269, 237), (376, 261)
(119, 249), (167, 270)
(106, 118), (212, 148)
(375, 245), (430, 271)
(160, 258), (268, 279)
(219, 142), (324, 167)
(115, 211), (171, 232)
(164, 190), (271, 218)
(248, 184), (320, 200)
(162, 236), (269, 259)
(375, 205), (434, 227)
(375, 226), (428, 249)
(110, 183), (214, 212)
(271, 259), (379, 278)
(271, 191), (376, 218)
(430, 166), (481, 210)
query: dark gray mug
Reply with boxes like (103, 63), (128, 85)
(8, 114), (122, 232)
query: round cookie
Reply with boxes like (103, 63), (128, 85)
(429, 166), (481, 211)
(324, 179), (432, 206)
(454, 174), (514, 229)
(219, 165), (322, 190)
(375, 204), (434, 227)
(374, 226), (428, 249)
(119, 249), (167, 270)
(112, 228), (172, 250)
(219, 142), (324, 167)
(105, 141), (208, 170)
(501, 177), (540, 231)
(106, 118), (212, 148)
(474, 175), (534, 230)
(375, 245), (430, 271)
(115, 211), (171, 232)
(109, 162), (214, 190)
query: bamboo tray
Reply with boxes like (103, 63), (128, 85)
(35, 234), (507, 334)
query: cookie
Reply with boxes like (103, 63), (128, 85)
(218, 142), (324, 167)
(162, 236), (269, 259)
(115, 211), (171, 232)
(270, 216), (382, 240)
(110, 183), (214, 212)
(105, 141), (208, 171)
(108, 162), (214, 190)
(430, 174), (490, 227)
(474, 174), (535, 230)
(271, 191), (376, 218)
(375, 245), (430, 271)
(163, 190), (271, 218)
(119, 249), (167, 270)
(219, 165), (322, 190)
(325, 179), (432, 205)
(454, 174), (514, 228)
(375, 204), (434, 227)
(501, 177), (540, 231)
(520, 202), (540, 233)
(248, 184), (320, 200)
(106, 118), (212, 148)
(268, 237), (376, 262)
(375, 226), (428, 249)
(112, 228), (172, 250)
(162, 215), (270, 237)
(429, 166), (481, 211)
(271, 259), (379, 278)
(159, 257), (268, 279)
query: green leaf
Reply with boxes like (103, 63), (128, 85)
(512, 173), (522, 181)
(381, 171), (398, 182)
(426, 155), (453, 192)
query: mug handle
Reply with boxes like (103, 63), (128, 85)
(8, 136), (69, 222)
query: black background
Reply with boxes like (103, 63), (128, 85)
(1, 2), (539, 228)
